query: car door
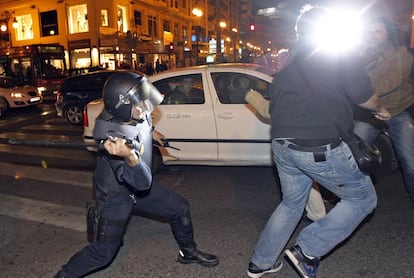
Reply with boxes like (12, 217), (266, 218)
(150, 71), (218, 163)
(209, 70), (273, 165)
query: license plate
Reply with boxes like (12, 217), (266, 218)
(30, 97), (41, 102)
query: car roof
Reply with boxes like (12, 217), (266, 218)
(147, 63), (275, 83)
(63, 64), (275, 86)
(154, 63), (274, 75)
(65, 69), (144, 80)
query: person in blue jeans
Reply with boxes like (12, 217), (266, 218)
(355, 16), (414, 202)
(246, 6), (390, 278)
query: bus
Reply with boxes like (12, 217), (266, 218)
(0, 44), (67, 99)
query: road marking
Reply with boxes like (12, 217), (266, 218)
(0, 193), (86, 232)
(0, 162), (93, 188)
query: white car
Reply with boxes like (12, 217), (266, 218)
(83, 64), (397, 175)
(0, 76), (43, 118)
(83, 64), (275, 170)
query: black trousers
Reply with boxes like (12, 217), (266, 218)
(60, 181), (194, 278)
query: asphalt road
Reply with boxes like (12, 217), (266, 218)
(1, 163), (413, 278)
(0, 102), (413, 277)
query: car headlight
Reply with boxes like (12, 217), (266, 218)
(10, 92), (24, 98)
(37, 87), (47, 95)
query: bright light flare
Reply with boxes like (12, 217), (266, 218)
(311, 9), (362, 54)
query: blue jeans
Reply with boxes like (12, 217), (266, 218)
(250, 139), (377, 270)
(354, 111), (414, 201)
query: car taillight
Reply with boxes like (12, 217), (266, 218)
(56, 89), (63, 102)
(83, 106), (89, 127)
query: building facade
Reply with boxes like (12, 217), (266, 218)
(0, 0), (251, 71)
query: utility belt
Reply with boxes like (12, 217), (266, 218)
(95, 186), (130, 201)
(86, 187), (134, 243)
(275, 137), (342, 162)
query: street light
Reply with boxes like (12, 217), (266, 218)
(192, 2), (203, 65)
(0, 11), (18, 47)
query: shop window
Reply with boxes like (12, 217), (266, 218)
(14, 14), (34, 41)
(68, 4), (89, 34)
(40, 11), (58, 37)
(117, 5), (127, 33)
(71, 48), (91, 68)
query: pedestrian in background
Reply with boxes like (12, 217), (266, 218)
(246, 6), (390, 278)
(355, 16), (414, 202)
(155, 58), (161, 73)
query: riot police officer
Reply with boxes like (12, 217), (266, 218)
(54, 72), (218, 277)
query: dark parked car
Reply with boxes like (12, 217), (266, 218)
(55, 70), (124, 125)
(68, 66), (106, 77)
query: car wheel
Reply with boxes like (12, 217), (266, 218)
(0, 98), (8, 118)
(65, 105), (83, 125)
(371, 132), (395, 179)
(151, 146), (164, 174)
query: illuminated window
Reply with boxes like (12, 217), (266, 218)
(117, 5), (127, 33)
(182, 26), (187, 39)
(174, 23), (178, 36)
(71, 48), (91, 68)
(14, 14), (34, 41)
(68, 4), (89, 34)
(101, 9), (108, 27)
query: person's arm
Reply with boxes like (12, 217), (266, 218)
(104, 138), (139, 166)
(358, 94), (391, 121)
(340, 55), (391, 121)
(153, 129), (166, 146)
(104, 138), (152, 191)
(245, 89), (271, 119)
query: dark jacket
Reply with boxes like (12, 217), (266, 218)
(269, 45), (375, 140)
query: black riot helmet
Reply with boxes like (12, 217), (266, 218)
(102, 71), (164, 122)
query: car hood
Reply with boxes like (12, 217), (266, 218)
(9, 85), (38, 93)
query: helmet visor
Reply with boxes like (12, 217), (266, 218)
(136, 98), (155, 114)
(127, 76), (164, 108)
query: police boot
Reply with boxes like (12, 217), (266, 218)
(178, 247), (219, 267)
